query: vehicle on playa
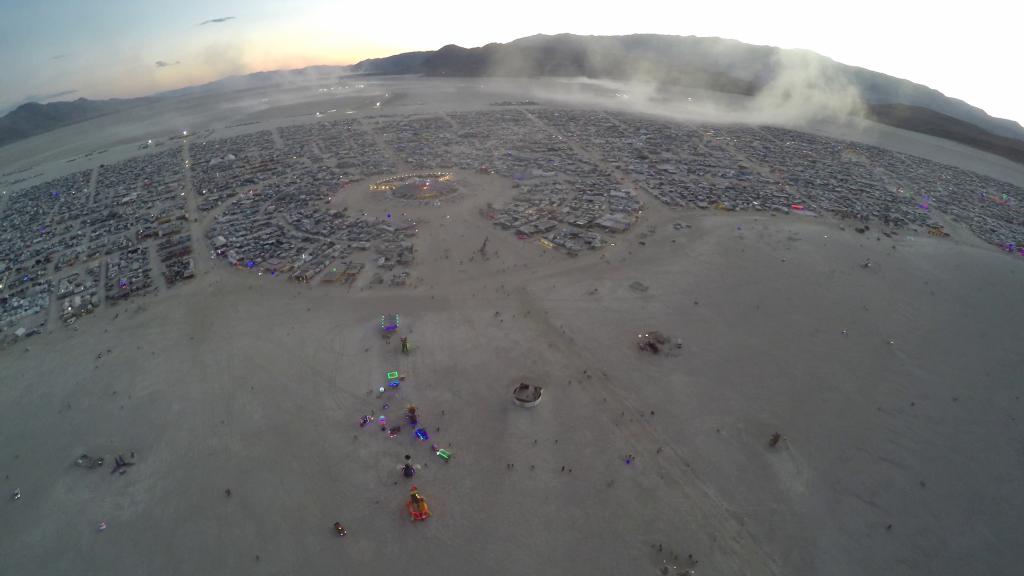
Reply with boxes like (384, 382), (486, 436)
(407, 486), (431, 521)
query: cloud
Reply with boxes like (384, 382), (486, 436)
(155, 60), (181, 68)
(199, 16), (235, 26)
(51, 54), (68, 60)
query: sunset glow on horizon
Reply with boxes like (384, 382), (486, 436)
(1, 0), (1021, 123)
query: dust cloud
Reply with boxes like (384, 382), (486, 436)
(479, 37), (867, 129)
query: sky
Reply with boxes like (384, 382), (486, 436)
(0, 0), (1021, 123)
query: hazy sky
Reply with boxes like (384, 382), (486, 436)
(1, 0), (1021, 123)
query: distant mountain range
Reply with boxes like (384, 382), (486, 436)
(2, 33), (1023, 164)
(352, 34), (1024, 163)
(0, 97), (155, 148)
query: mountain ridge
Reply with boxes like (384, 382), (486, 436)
(0, 96), (156, 148)
(354, 33), (1024, 141)
(2, 33), (1022, 164)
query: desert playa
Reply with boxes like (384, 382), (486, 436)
(1, 78), (1023, 576)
